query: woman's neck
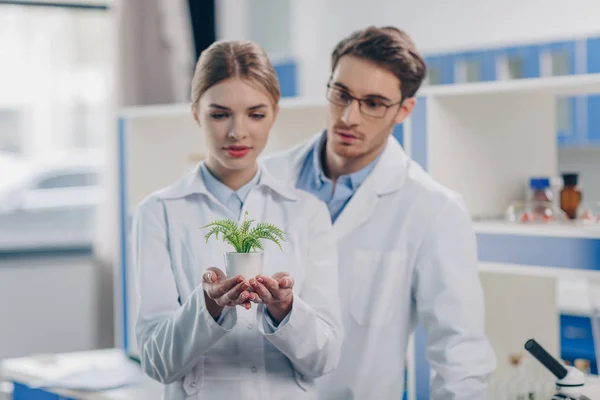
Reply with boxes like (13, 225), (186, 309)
(204, 160), (258, 191)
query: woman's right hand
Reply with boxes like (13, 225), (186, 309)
(202, 267), (252, 320)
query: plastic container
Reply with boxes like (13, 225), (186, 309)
(530, 177), (553, 204)
(505, 200), (568, 224)
(560, 173), (582, 220)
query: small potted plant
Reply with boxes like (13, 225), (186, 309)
(202, 211), (285, 279)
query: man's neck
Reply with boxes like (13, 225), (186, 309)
(322, 140), (384, 182)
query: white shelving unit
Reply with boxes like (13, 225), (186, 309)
(413, 73), (600, 226)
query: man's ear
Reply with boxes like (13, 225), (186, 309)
(191, 103), (200, 126)
(394, 97), (416, 125)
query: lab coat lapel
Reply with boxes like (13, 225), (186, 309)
(332, 137), (409, 240)
(332, 175), (379, 241)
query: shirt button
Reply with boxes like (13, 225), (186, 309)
(247, 324), (253, 330)
(251, 366), (258, 373)
(190, 382), (196, 388)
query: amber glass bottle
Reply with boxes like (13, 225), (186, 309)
(560, 173), (582, 220)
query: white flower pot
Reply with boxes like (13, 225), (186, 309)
(224, 251), (264, 279)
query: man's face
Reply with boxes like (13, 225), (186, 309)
(326, 55), (415, 161)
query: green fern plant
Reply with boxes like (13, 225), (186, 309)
(201, 211), (285, 253)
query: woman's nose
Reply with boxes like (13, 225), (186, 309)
(227, 117), (248, 140)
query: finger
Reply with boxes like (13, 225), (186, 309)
(250, 278), (273, 302)
(248, 292), (263, 304)
(214, 281), (246, 306)
(235, 290), (251, 305)
(278, 275), (294, 289)
(223, 281), (251, 305)
(211, 275), (245, 299)
(271, 272), (289, 280)
(205, 267), (226, 282)
(257, 275), (280, 295)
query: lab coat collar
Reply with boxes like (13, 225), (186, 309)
(271, 130), (410, 197)
(157, 163), (298, 202)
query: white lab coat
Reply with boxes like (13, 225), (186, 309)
(133, 164), (343, 400)
(262, 133), (496, 399)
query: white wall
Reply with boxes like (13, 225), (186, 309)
(218, 0), (600, 96)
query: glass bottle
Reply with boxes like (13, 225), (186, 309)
(560, 173), (582, 220)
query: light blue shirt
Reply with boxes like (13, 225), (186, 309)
(200, 163), (261, 220)
(296, 132), (381, 222)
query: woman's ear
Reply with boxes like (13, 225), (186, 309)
(191, 103), (201, 126)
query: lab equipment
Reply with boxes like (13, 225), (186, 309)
(524, 338), (600, 400)
(530, 178), (553, 204)
(560, 173), (582, 220)
(505, 200), (567, 224)
(506, 177), (569, 224)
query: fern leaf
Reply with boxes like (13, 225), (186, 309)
(249, 223), (286, 251)
(241, 236), (264, 252)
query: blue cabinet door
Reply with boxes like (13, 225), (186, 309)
(587, 37), (600, 145)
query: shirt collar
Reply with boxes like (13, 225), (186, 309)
(157, 163), (298, 202)
(200, 163), (260, 206)
(312, 131), (382, 191)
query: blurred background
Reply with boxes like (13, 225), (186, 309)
(2, 1), (600, 399)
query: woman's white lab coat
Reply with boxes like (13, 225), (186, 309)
(132, 164), (343, 400)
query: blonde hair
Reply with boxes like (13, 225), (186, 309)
(191, 40), (280, 108)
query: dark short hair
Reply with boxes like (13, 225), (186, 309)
(331, 26), (427, 99)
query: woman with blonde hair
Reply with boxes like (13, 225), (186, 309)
(133, 40), (343, 399)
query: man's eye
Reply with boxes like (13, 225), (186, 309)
(365, 100), (385, 109)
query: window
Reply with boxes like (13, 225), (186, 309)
(0, 3), (112, 158)
(35, 172), (98, 190)
(0, 108), (23, 154)
(550, 51), (570, 76)
(427, 65), (442, 85)
(507, 57), (525, 79)
(556, 97), (572, 135)
(464, 59), (482, 83)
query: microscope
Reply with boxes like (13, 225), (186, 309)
(524, 339), (599, 400)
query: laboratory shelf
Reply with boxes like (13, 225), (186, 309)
(419, 72), (600, 98)
(474, 220), (600, 239)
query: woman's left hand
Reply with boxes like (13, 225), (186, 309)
(249, 272), (294, 324)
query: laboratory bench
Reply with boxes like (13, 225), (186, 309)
(0, 349), (162, 400)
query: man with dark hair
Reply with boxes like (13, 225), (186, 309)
(263, 26), (495, 399)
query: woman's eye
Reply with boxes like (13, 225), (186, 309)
(210, 113), (229, 120)
(250, 113), (266, 120)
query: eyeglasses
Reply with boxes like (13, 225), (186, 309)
(326, 84), (403, 119)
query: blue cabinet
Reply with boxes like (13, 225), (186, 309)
(273, 60), (297, 98)
(586, 38), (600, 146)
(424, 55), (455, 85)
(501, 45), (541, 79)
(561, 314), (598, 374)
(423, 37), (600, 148)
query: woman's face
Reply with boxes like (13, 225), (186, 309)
(194, 77), (278, 175)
